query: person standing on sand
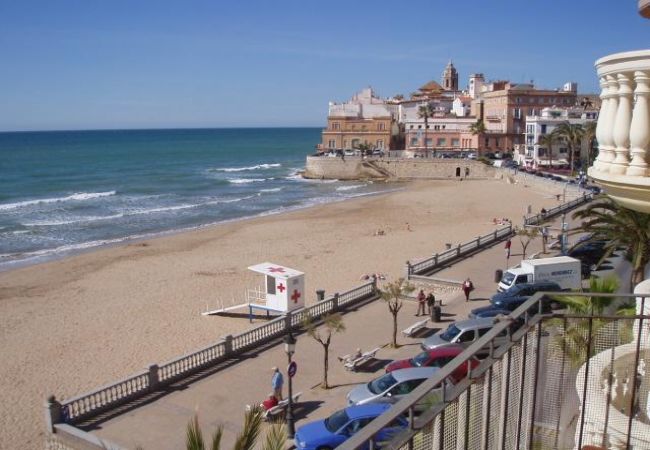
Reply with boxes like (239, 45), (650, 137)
(271, 367), (283, 400)
(462, 278), (474, 302)
(416, 289), (426, 316)
(426, 292), (436, 315)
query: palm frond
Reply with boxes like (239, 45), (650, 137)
(210, 426), (223, 450)
(233, 406), (264, 450)
(260, 423), (287, 450)
(187, 414), (205, 450)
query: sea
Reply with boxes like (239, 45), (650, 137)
(0, 128), (394, 271)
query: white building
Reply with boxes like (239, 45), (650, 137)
(327, 87), (398, 120)
(516, 107), (599, 168)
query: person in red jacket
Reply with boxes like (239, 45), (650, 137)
(262, 392), (279, 411)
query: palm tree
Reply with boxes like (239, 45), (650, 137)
(555, 122), (584, 174)
(538, 129), (559, 170)
(417, 103), (434, 151)
(186, 406), (286, 450)
(469, 119), (486, 154)
(380, 278), (415, 347)
(572, 198), (650, 289)
(582, 121), (598, 168)
(303, 312), (345, 389)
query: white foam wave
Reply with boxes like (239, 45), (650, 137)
(213, 163), (281, 172)
(228, 178), (266, 184)
(260, 188), (282, 193)
(23, 213), (125, 227)
(0, 191), (117, 211)
(336, 184), (365, 191)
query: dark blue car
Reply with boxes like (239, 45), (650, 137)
(294, 404), (407, 450)
(488, 281), (562, 313)
(468, 306), (513, 319)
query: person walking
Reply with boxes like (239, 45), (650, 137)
(462, 278), (474, 302)
(271, 367), (284, 400)
(505, 239), (512, 260)
(426, 292), (436, 315)
(416, 289), (426, 316)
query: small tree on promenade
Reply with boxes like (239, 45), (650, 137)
(303, 312), (345, 389)
(515, 226), (539, 260)
(380, 278), (415, 348)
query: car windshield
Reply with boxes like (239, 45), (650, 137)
(411, 351), (431, 367)
(440, 324), (462, 342)
(368, 373), (397, 394)
(324, 409), (350, 433)
(501, 272), (516, 286)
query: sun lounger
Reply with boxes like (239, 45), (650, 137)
(402, 318), (428, 337)
(246, 391), (303, 420)
(341, 347), (382, 372)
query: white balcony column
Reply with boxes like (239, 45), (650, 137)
(599, 75), (620, 173)
(610, 72), (635, 175)
(593, 76), (610, 171)
(627, 70), (650, 177)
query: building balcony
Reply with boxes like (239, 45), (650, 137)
(588, 50), (650, 213)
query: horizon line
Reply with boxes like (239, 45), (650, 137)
(0, 125), (324, 134)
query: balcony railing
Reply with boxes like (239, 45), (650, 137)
(339, 290), (650, 450)
(588, 49), (650, 213)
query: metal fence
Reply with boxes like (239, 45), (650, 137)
(340, 291), (650, 450)
(51, 280), (378, 427)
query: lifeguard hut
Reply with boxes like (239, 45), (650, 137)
(202, 262), (305, 322)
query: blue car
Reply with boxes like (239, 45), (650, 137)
(468, 306), (513, 319)
(294, 403), (407, 450)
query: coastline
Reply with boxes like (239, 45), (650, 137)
(0, 177), (566, 449)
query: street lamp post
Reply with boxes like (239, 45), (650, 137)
(284, 333), (297, 438)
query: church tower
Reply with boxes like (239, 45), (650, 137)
(442, 60), (459, 91)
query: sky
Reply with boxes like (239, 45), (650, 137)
(0, 0), (648, 131)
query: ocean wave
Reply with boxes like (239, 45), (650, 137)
(260, 188), (282, 193)
(212, 163), (281, 172)
(228, 178), (267, 184)
(0, 191), (117, 211)
(336, 184), (365, 191)
(23, 213), (126, 227)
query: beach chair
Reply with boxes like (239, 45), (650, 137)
(246, 391), (303, 421)
(343, 347), (382, 372)
(402, 318), (429, 337)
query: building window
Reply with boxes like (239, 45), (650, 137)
(332, 122), (340, 130)
(538, 148), (546, 157)
(328, 139), (336, 149)
(484, 137), (489, 147)
(410, 125), (414, 129)
(559, 147), (568, 154)
(541, 124), (547, 135)
(343, 140), (348, 148)
(495, 138), (500, 148)
(378, 123), (385, 131)
(437, 138), (446, 146)
(425, 138), (433, 147)
(451, 138), (460, 147)
(410, 137), (418, 146)
(418, 125), (422, 129)
(377, 140), (384, 149)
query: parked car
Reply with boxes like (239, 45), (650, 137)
(344, 150), (355, 156)
(468, 306), (515, 319)
(420, 318), (510, 354)
(346, 367), (451, 412)
(568, 240), (609, 267)
(490, 281), (562, 311)
(384, 345), (480, 382)
(294, 404), (407, 450)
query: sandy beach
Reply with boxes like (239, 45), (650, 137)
(0, 176), (567, 449)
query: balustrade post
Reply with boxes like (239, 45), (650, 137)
(223, 335), (233, 355)
(598, 75), (620, 173)
(147, 364), (159, 391)
(611, 72), (634, 174)
(45, 395), (63, 432)
(476, 236), (481, 247)
(457, 244), (461, 256)
(284, 310), (293, 332)
(627, 70), (650, 176)
(433, 253), (438, 267)
(405, 260), (412, 279)
(333, 292), (340, 310)
(494, 230), (498, 241)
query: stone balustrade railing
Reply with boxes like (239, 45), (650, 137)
(589, 49), (650, 213)
(49, 280), (377, 428)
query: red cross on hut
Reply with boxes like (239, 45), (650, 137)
(247, 262), (305, 313)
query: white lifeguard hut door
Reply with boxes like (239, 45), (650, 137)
(248, 263), (305, 312)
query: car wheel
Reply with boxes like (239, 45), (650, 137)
(317, 446), (333, 450)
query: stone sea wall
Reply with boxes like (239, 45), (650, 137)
(303, 156), (497, 180)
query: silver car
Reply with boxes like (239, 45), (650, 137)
(420, 318), (509, 353)
(346, 367), (451, 411)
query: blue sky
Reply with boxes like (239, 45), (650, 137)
(0, 0), (648, 131)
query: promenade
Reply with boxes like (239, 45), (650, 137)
(90, 207), (589, 450)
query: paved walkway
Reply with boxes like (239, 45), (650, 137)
(91, 205), (591, 449)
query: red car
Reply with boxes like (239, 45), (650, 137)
(384, 345), (480, 382)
